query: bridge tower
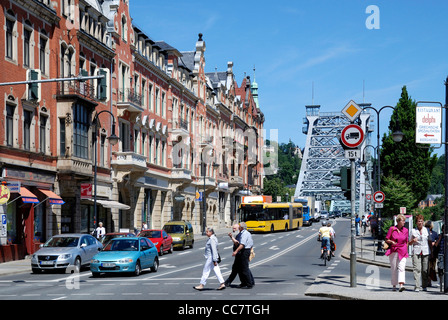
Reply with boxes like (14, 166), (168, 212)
(294, 104), (373, 213)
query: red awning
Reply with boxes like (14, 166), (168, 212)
(38, 189), (65, 205)
(19, 187), (39, 204)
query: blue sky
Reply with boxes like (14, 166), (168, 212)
(130, 1), (448, 155)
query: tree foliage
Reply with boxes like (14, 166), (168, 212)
(380, 86), (437, 211)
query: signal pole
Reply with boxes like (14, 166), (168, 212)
(350, 158), (357, 287)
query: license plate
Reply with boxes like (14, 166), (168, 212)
(101, 262), (116, 268)
(40, 261), (54, 266)
(248, 228), (254, 231)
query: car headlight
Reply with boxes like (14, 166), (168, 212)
(118, 258), (133, 263)
(92, 259), (100, 264)
(59, 254), (72, 260)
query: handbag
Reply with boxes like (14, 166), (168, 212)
(249, 247), (255, 261)
(382, 240), (389, 250)
(217, 253), (221, 264)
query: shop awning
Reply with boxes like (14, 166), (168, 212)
(86, 199), (130, 210)
(38, 189), (65, 205)
(19, 187), (39, 204)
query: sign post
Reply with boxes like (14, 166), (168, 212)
(415, 102), (442, 146)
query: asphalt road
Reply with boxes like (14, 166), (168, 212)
(0, 219), (350, 301)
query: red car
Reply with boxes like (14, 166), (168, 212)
(138, 229), (173, 255)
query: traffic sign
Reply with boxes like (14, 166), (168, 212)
(373, 191), (385, 203)
(342, 100), (362, 122)
(341, 124), (364, 148)
(415, 102), (442, 145)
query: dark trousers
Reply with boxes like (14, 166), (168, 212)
(239, 248), (254, 287)
(226, 249), (254, 287)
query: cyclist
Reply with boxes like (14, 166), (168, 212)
(318, 221), (332, 260)
(328, 222), (336, 257)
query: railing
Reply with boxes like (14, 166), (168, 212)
(57, 81), (96, 100)
(118, 88), (142, 107)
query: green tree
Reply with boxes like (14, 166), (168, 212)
(380, 86), (437, 207)
(381, 175), (416, 218)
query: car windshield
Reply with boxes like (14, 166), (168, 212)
(140, 230), (161, 238)
(103, 239), (139, 251)
(44, 237), (79, 247)
(101, 234), (129, 244)
(164, 225), (184, 233)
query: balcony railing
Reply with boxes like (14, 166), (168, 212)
(119, 89), (142, 107)
(57, 81), (96, 101)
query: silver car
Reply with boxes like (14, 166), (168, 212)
(31, 234), (102, 273)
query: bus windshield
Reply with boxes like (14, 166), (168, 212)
(240, 205), (269, 221)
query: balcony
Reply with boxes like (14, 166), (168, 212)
(57, 156), (93, 178)
(171, 119), (190, 144)
(117, 89), (144, 119)
(193, 176), (216, 190)
(171, 168), (192, 182)
(56, 81), (98, 104)
(111, 151), (148, 173)
(229, 175), (243, 187)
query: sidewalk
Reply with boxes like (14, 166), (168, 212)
(305, 233), (448, 300)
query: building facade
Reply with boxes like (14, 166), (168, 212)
(0, 0), (265, 261)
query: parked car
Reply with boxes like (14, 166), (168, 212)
(163, 221), (194, 250)
(31, 234), (102, 273)
(100, 232), (135, 247)
(138, 229), (173, 255)
(320, 211), (329, 220)
(90, 237), (159, 277)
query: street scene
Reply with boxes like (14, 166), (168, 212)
(1, 1), (448, 315)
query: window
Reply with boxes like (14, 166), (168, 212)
(161, 92), (166, 118)
(60, 118), (66, 157)
(40, 115), (47, 153)
(120, 121), (130, 152)
(73, 104), (90, 159)
(23, 110), (32, 150)
(155, 88), (159, 114)
(6, 105), (15, 146)
(39, 34), (47, 74)
(148, 83), (153, 111)
(6, 18), (14, 59)
(100, 134), (105, 167)
(23, 26), (32, 68)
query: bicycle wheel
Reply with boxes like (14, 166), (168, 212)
(322, 250), (327, 266)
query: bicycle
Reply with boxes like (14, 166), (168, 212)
(318, 236), (331, 266)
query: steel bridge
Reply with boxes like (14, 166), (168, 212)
(294, 104), (374, 214)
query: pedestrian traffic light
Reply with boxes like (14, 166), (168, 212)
(332, 166), (351, 200)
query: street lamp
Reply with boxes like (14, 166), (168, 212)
(362, 105), (403, 247)
(93, 110), (119, 231)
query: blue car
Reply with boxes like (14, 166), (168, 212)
(90, 237), (159, 277)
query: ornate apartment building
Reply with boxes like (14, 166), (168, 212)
(0, 0), (265, 261)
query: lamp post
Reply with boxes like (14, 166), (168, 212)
(93, 110), (119, 232)
(362, 106), (403, 245)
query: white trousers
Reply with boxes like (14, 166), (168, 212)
(389, 252), (407, 286)
(200, 256), (224, 285)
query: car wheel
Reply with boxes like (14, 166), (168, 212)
(133, 261), (141, 277)
(151, 257), (159, 272)
(181, 241), (186, 250)
(159, 246), (163, 256)
(168, 244), (173, 254)
(190, 240), (194, 249)
(73, 257), (81, 273)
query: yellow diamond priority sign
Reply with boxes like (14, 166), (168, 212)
(342, 100), (362, 122)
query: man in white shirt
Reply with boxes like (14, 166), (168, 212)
(93, 222), (106, 240)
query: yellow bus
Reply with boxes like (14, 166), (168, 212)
(240, 201), (303, 233)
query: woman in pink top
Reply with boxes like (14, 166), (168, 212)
(385, 214), (409, 292)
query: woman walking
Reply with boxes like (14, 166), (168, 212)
(194, 227), (226, 291)
(384, 214), (409, 292)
